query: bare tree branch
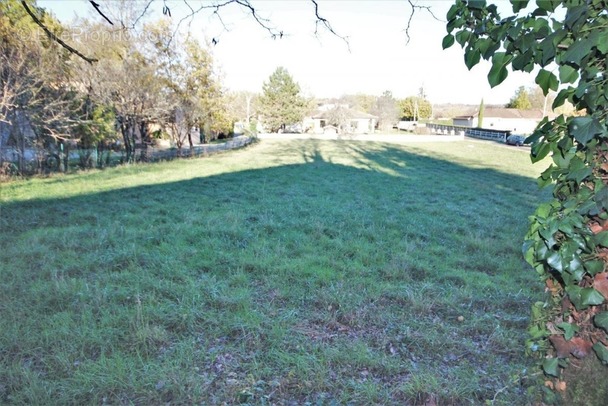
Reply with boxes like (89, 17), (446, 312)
(89, 1), (114, 25)
(234, 0), (282, 38)
(156, 0), (283, 50)
(182, 0), (195, 15)
(310, 0), (350, 51)
(131, 0), (156, 28)
(20, 1), (98, 64)
(23, 0), (353, 63)
(405, 0), (443, 45)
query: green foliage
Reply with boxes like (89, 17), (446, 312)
(75, 104), (116, 149)
(445, 0), (608, 397)
(478, 98), (485, 128)
(258, 67), (309, 132)
(398, 96), (432, 121)
(507, 86), (532, 109)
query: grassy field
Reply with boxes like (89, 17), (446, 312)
(0, 139), (549, 405)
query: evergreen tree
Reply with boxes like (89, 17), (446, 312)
(258, 67), (308, 132)
(477, 98), (484, 128)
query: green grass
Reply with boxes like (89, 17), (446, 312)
(0, 139), (549, 404)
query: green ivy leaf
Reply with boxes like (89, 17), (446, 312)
(447, 16), (462, 33)
(531, 140), (551, 162)
(546, 251), (564, 273)
(597, 30), (608, 53)
(552, 88), (574, 109)
(535, 69), (559, 95)
(568, 256), (585, 281)
(464, 48), (481, 70)
(552, 148), (574, 169)
(529, 324), (549, 339)
(559, 64), (579, 84)
(535, 202), (554, 219)
(536, 0), (560, 12)
(593, 231), (608, 248)
(532, 18), (550, 38)
(446, 4), (460, 21)
(585, 260), (605, 276)
(539, 36), (556, 66)
(512, 50), (534, 71)
(455, 30), (471, 47)
(556, 322), (579, 340)
(442, 34), (455, 49)
(594, 312), (608, 333)
(596, 185), (608, 211)
(512, 0), (529, 12)
(569, 117), (605, 144)
(592, 342), (608, 365)
(562, 39), (593, 67)
(480, 38), (500, 60)
(468, 0), (487, 9)
(564, 5), (588, 31)
(566, 285), (585, 310)
(542, 358), (560, 377)
(488, 52), (512, 87)
(523, 239), (536, 264)
(568, 166), (592, 183)
(581, 288), (605, 307)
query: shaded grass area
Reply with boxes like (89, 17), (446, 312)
(0, 140), (548, 404)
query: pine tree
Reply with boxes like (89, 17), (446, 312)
(258, 67), (308, 133)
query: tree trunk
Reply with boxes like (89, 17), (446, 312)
(119, 117), (134, 163)
(96, 141), (104, 168)
(19, 126), (25, 174)
(187, 131), (193, 155)
(139, 120), (149, 162)
(62, 141), (69, 173)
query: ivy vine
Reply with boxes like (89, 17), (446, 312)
(443, 0), (608, 393)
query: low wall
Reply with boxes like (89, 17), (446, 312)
(0, 136), (254, 164)
(149, 136), (253, 160)
(426, 124), (510, 142)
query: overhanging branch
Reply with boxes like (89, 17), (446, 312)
(405, 0), (443, 44)
(89, 1), (114, 25)
(20, 1), (98, 64)
(311, 0), (350, 51)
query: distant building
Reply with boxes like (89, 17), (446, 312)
(453, 107), (549, 134)
(309, 106), (378, 134)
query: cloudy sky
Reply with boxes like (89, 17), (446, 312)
(38, 0), (538, 105)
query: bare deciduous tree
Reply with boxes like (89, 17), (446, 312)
(1, 0), (87, 173)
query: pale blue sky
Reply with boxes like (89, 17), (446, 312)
(38, 0), (539, 105)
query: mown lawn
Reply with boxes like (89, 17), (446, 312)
(0, 139), (549, 405)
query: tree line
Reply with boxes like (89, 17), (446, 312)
(0, 0), (238, 174)
(0, 0), (432, 177)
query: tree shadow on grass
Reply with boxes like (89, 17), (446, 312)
(0, 139), (549, 404)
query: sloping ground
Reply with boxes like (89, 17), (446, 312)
(0, 139), (549, 404)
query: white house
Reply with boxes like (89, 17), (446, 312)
(309, 106), (378, 134)
(453, 108), (549, 134)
